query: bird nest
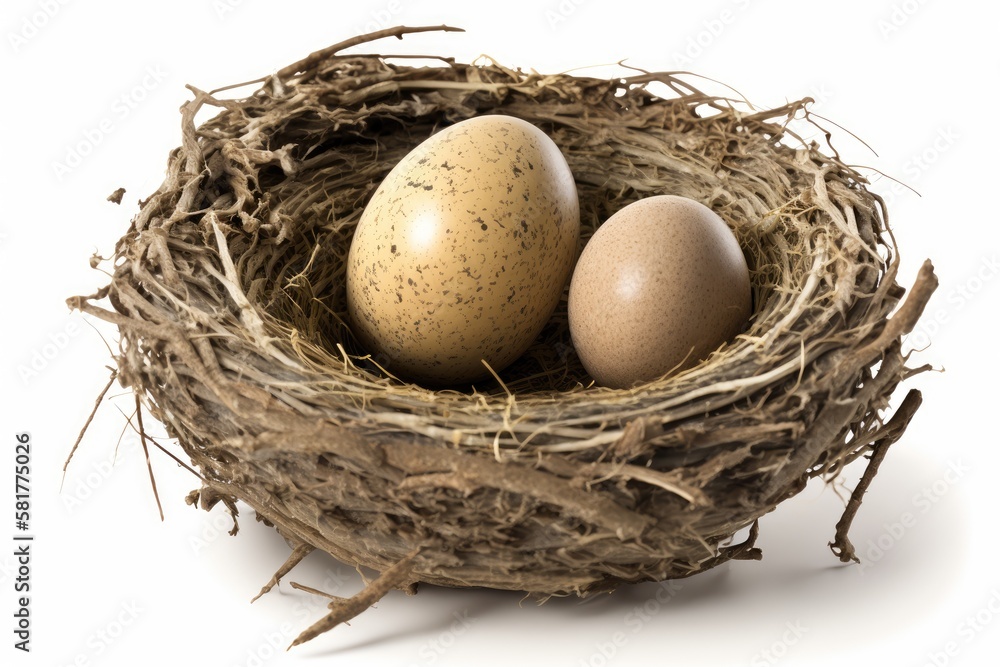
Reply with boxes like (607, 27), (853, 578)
(70, 26), (937, 647)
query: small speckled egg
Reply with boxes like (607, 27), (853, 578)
(568, 195), (751, 389)
(346, 115), (580, 385)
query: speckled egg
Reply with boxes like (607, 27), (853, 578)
(346, 115), (580, 385)
(568, 195), (751, 389)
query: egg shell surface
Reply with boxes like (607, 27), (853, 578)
(346, 115), (580, 385)
(568, 195), (751, 389)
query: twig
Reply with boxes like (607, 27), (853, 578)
(289, 581), (338, 599)
(829, 388), (923, 563)
(671, 520), (762, 580)
(252, 543), (315, 603)
(62, 369), (117, 492)
(289, 549), (420, 648)
(847, 259), (938, 369)
(134, 395), (165, 521)
(116, 406), (205, 482)
(273, 25), (465, 83)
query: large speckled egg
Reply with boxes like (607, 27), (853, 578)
(346, 115), (580, 385)
(568, 195), (751, 389)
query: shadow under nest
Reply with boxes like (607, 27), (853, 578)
(70, 26), (937, 647)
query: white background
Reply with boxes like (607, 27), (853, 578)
(2, 1), (998, 665)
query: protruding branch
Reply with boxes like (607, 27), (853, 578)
(62, 369), (117, 491)
(273, 25), (465, 83)
(289, 549), (420, 649)
(252, 543), (315, 603)
(829, 388), (923, 563)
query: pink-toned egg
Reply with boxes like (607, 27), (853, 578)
(568, 195), (751, 389)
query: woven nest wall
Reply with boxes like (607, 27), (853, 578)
(71, 26), (937, 646)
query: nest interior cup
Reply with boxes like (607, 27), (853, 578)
(72, 26), (936, 645)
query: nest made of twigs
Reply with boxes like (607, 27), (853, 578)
(70, 25), (937, 647)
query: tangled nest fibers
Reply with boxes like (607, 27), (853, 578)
(70, 26), (938, 646)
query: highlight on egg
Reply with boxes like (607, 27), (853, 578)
(346, 115), (580, 386)
(567, 195), (752, 389)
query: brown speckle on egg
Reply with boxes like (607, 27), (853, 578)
(346, 115), (580, 386)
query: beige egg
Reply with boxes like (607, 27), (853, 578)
(346, 115), (580, 385)
(568, 195), (751, 389)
